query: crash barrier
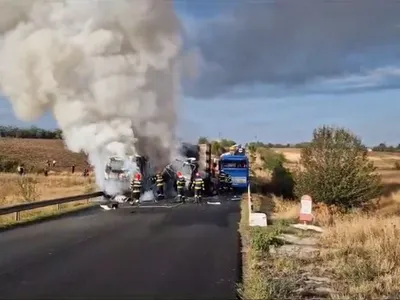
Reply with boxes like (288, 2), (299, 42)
(0, 191), (104, 222)
(248, 181), (267, 227)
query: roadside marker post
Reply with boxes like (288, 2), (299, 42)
(248, 182), (267, 227)
(299, 195), (313, 224)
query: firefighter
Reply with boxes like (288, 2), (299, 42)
(218, 170), (226, 193)
(225, 173), (233, 193)
(176, 172), (186, 203)
(191, 172), (205, 203)
(130, 173), (142, 205)
(155, 172), (165, 199)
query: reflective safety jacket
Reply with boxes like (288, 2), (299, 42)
(177, 177), (186, 189)
(219, 172), (226, 183)
(192, 177), (205, 190)
(130, 179), (142, 193)
(156, 174), (164, 187)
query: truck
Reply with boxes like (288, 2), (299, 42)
(218, 145), (249, 192)
(100, 142), (214, 209)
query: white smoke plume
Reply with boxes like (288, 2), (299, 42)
(0, 0), (182, 193)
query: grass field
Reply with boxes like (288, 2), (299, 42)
(274, 147), (400, 170)
(0, 138), (88, 172)
(0, 138), (96, 226)
(0, 172), (96, 226)
(272, 147), (400, 185)
(241, 148), (400, 299)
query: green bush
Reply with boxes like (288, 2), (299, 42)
(250, 226), (283, 252)
(257, 148), (286, 171)
(211, 141), (225, 156)
(293, 126), (382, 209)
(219, 139), (236, 148)
(197, 136), (209, 144)
(205, 138), (237, 156)
(270, 165), (294, 199)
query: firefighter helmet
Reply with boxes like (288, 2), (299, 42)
(177, 171), (183, 178)
(136, 173), (142, 180)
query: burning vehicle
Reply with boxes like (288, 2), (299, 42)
(99, 143), (204, 209)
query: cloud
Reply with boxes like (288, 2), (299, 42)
(184, 0), (400, 98)
(0, 95), (57, 128)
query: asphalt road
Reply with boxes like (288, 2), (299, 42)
(0, 198), (241, 299)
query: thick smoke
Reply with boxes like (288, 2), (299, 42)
(188, 0), (400, 98)
(0, 0), (182, 191)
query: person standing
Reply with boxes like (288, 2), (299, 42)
(191, 173), (205, 203)
(176, 172), (186, 203)
(130, 173), (142, 205)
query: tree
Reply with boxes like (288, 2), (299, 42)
(293, 126), (382, 209)
(54, 129), (63, 139)
(211, 141), (224, 156)
(0, 125), (62, 139)
(247, 141), (267, 153)
(198, 136), (209, 144)
(219, 139), (236, 148)
(373, 142), (387, 152)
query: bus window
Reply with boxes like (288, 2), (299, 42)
(221, 160), (248, 168)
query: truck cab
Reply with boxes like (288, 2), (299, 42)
(219, 146), (249, 191)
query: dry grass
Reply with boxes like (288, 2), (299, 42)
(0, 138), (88, 172)
(240, 193), (312, 300)
(0, 201), (95, 229)
(252, 148), (400, 179)
(274, 147), (400, 170)
(321, 213), (400, 298)
(0, 172), (96, 226)
(243, 148), (400, 298)
(242, 191), (400, 298)
(246, 189), (400, 298)
(0, 173), (95, 204)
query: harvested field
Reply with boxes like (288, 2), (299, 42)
(0, 138), (88, 172)
(273, 147), (400, 168)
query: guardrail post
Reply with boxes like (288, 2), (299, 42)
(15, 211), (20, 221)
(57, 203), (61, 210)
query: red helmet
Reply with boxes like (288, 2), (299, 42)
(196, 172), (200, 177)
(136, 173), (142, 180)
(177, 171), (183, 178)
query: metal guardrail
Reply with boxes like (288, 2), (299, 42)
(0, 191), (104, 221)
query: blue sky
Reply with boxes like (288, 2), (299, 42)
(1, 1), (400, 146)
